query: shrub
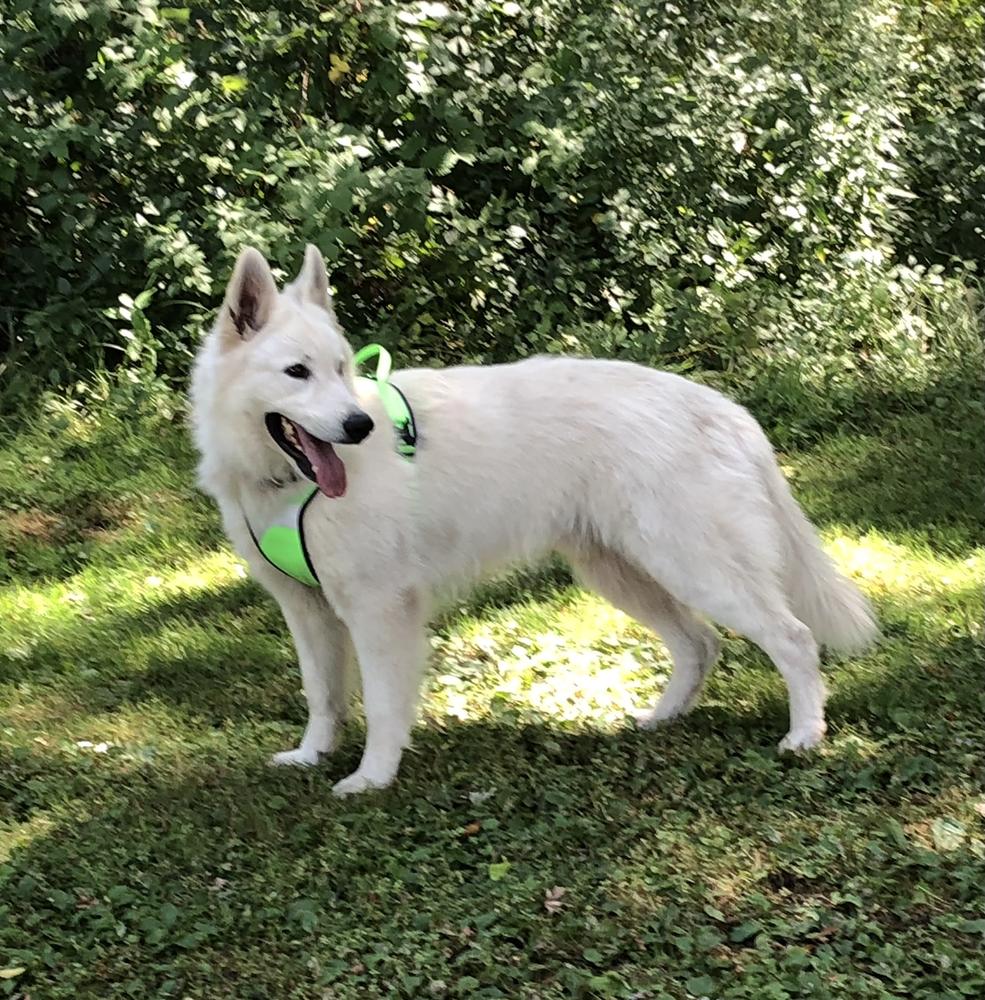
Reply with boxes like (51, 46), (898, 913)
(1, 0), (981, 431)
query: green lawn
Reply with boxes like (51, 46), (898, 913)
(0, 387), (982, 999)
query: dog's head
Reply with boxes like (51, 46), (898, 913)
(210, 245), (372, 498)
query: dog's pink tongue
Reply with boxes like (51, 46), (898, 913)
(295, 424), (346, 498)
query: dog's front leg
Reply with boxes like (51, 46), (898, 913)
(261, 571), (352, 767)
(332, 591), (428, 796)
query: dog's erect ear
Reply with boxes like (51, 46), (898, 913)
(219, 247), (278, 345)
(289, 244), (337, 321)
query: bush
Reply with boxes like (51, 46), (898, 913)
(896, 0), (985, 267)
(1, 0), (981, 431)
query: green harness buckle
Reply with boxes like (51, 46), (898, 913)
(249, 343), (415, 588)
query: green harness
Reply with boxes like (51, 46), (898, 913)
(247, 345), (416, 588)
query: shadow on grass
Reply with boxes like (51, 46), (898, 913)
(2, 516), (982, 993)
(4, 614), (981, 815)
(2, 622), (984, 997)
(787, 409), (984, 551)
(3, 617), (981, 843)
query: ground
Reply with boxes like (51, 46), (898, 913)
(0, 385), (982, 999)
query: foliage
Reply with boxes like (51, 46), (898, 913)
(0, 382), (983, 997)
(1, 0), (982, 421)
(896, 0), (985, 266)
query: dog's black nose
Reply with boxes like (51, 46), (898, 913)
(342, 410), (374, 443)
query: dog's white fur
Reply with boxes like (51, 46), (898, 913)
(191, 245), (878, 795)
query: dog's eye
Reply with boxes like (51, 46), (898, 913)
(335, 361), (345, 377)
(284, 363), (311, 380)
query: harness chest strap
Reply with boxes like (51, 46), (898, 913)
(246, 344), (416, 587)
(246, 483), (321, 588)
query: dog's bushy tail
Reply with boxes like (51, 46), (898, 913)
(760, 453), (878, 654)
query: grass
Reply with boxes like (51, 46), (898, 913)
(0, 381), (983, 1000)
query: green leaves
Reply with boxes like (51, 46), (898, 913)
(219, 75), (248, 95)
(685, 975), (716, 997)
(0, 0), (980, 425)
(487, 861), (511, 881)
(287, 898), (319, 933)
(729, 920), (762, 943)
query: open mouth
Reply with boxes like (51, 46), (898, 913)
(264, 413), (347, 498)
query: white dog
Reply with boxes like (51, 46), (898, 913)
(190, 245), (877, 795)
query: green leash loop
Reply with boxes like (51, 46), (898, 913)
(353, 342), (392, 382)
(354, 344), (417, 460)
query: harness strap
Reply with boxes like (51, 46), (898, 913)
(353, 344), (416, 459)
(247, 483), (320, 587)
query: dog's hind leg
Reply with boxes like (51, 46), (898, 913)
(331, 588), (429, 796)
(569, 547), (720, 724)
(625, 541), (826, 751)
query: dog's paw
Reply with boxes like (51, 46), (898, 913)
(269, 746), (321, 767)
(630, 703), (687, 730)
(778, 724), (826, 753)
(332, 770), (390, 797)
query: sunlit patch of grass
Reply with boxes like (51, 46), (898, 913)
(427, 587), (675, 726)
(0, 549), (246, 647)
(824, 530), (983, 610)
(4, 696), (223, 764)
(427, 599), (670, 728)
(0, 812), (57, 865)
(420, 524), (981, 734)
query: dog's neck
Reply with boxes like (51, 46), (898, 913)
(264, 468), (299, 491)
(195, 417), (298, 500)
(239, 450), (299, 495)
